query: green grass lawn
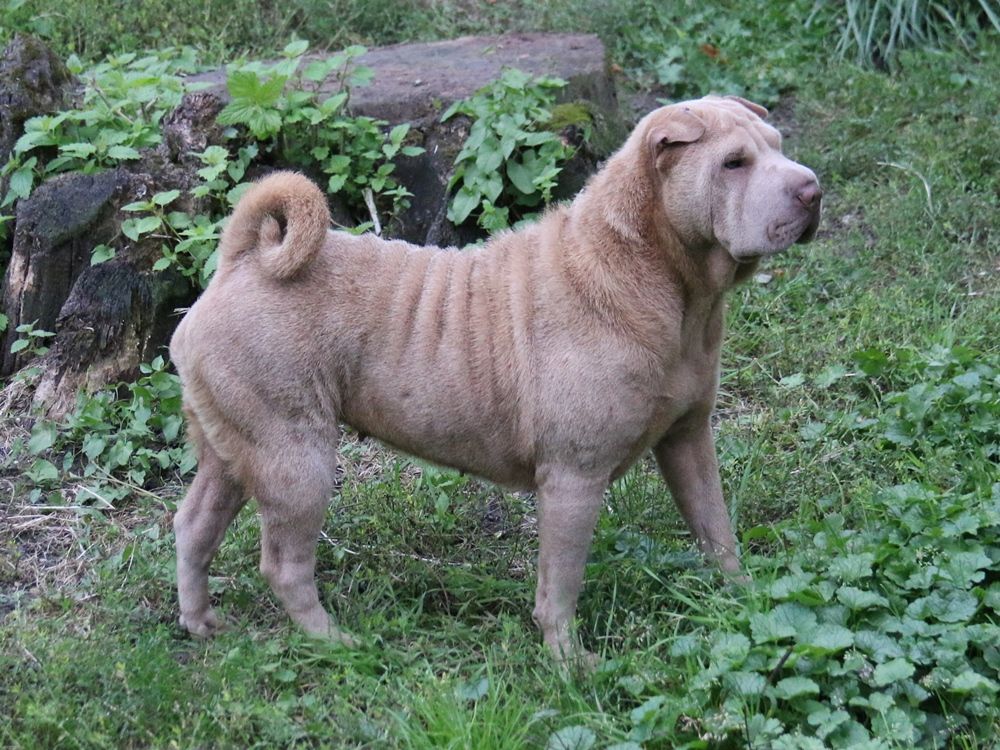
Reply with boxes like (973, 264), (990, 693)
(1, 2), (998, 748)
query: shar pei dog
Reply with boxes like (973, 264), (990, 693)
(170, 95), (821, 663)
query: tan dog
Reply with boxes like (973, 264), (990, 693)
(170, 95), (821, 662)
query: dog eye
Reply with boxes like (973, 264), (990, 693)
(723, 157), (745, 170)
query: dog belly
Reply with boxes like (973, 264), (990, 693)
(343, 400), (536, 489)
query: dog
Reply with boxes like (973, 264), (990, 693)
(169, 95), (821, 662)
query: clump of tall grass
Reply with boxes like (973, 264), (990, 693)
(822, 0), (1000, 68)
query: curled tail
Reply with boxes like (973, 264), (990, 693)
(216, 171), (331, 280)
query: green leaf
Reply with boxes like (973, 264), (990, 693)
(82, 433), (107, 461)
(28, 421), (58, 454)
(872, 658), (915, 687)
(853, 348), (889, 376)
(389, 123), (409, 145)
(751, 603), (816, 644)
(8, 164), (34, 201)
(283, 39), (309, 57)
(327, 174), (348, 194)
(347, 65), (374, 88)
(59, 142), (97, 158)
(152, 189), (181, 206)
(248, 109), (283, 139)
(769, 572), (816, 600)
(325, 154), (351, 174)
(226, 70), (265, 104)
(940, 550), (992, 586)
(837, 586), (890, 610)
(9, 339), (30, 354)
(28, 459), (60, 483)
(107, 145), (141, 160)
(506, 158), (537, 195)
(107, 440), (133, 468)
(197, 145), (229, 165)
(165, 211), (193, 230)
(546, 726), (595, 750)
(221, 184), (247, 207)
(724, 670), (767, 697)
(853, 630), (904, 661)
(91, 244), (116, 265)
(799, 624), (854, 653)
(779, 372), (806, 388)
(773, 676), (820, 700)
(798, 420), (827, 441)
(304, 60), (334, 82)
(949, 670), (999, 694)
(906, 589), (978, 623)
(440, 99), (463, 121)
(454, 676), (489, 702)
(14, 129), (56, 155)
(319, 92), (348, 115)
(827, 553), (875, 582)
(710, 632), (750, 668)
(121, 215), (162, 241)
(448, 186), (481, 225)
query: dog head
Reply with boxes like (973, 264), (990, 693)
(643, 95), (821, 260)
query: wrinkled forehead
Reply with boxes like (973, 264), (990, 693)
(652, 98), (784, 151)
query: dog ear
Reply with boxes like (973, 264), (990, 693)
(724, 95), (769, 119)
(647, 109), (706, 172)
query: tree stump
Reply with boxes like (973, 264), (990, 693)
(0, 83), (226, 418)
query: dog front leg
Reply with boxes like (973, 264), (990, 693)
(532, 470), (605, 666)
(654, 416), (741, 573)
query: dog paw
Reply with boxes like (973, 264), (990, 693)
(329, 626), (359, 649)
(179, 609), (227, 637)
(722, 570), (752, 586)
(554, 648), (602, 677)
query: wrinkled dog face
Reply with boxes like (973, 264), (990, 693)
(647, 96), (822, 259)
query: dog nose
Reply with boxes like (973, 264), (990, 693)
(796, 181), (822, 209)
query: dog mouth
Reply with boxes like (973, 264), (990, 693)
(795, 205), (822, 245)
(767, 218), (804, 246)
(725, 202), (822, 261)
(768, 207), (821, 248)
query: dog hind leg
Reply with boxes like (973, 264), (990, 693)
(255, 441), (356, 646)
(174, 441), (248, 636)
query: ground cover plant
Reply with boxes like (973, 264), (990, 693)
(1, 2), (999, 748)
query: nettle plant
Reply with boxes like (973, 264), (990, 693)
(216, 40), (423, 227)
(99, 143), (260, 288)
(443, 68), (578, 232)
(0, 49), (197, 216)
(604, 347), (999, 748)
(88, 40), (427, 287)
(21, 357), (192, 504)
(854, 344), (999, 493)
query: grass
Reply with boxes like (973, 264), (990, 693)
(1, 3), (999, 749)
